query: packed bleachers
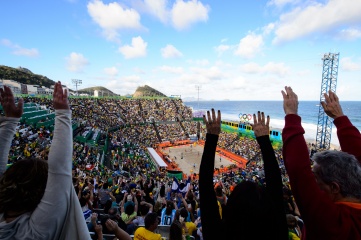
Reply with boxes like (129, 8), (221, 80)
(1, 95), (310, 240)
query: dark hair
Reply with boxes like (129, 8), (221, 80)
(145, 212), (158, 229)
(0, 158), (48, 214)
(215, 186), (223, 197)
(180, 208), (188, 218)
(160, 185), (165, 198)
(166, 200), (174, 215)
(125, 203), (135, 215)
(286, 214), (297, 228)
(169, 220), (183, 240)
(224, 181), (266, 240)
(139, 204), (149, 216)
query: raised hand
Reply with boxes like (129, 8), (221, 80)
(105, 219), (118, 232)
(53, 81), (69, 110)
(203, 108), (221, 136)
(321, 90), (344, 119)
(253, 111), (270, 137)
(94, 223), (103, 234)
(281, 86), (298, 115)
(0, 86), (23, 118)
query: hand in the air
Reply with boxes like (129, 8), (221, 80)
(321, 90), (344, 119)
(0, 86), (23, 118)
(253, 111), (270, 137)
(203, 108), (221, 136)
(281, 86), (298, 115)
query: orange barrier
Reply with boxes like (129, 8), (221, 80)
(197, 141), (248, 168)
(157, 140), (191, 148)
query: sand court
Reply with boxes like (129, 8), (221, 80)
(163, 143), (233, 175)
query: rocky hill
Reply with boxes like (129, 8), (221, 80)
(133, 85), (167, 97)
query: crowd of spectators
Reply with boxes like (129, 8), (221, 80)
(2, 85), (360, 240)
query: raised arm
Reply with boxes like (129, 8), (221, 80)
(282, 87), (339, 234)
(321, 90), (361, 161)
(199, 109), (224, 240)
(0, 86), (23, 175)
(253, 111), (288, 240)
(105, 219), (132, 240)
(30, 82), (75, 237)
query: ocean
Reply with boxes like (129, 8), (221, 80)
(184, 101), (361, 148)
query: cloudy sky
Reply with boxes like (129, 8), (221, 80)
(1, 0), (361, 100)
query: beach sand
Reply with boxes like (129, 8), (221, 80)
(305, 138), (341, 151)
(163, 144), (233, 175)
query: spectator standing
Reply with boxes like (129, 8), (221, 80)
(281, 87), (361, 239)
(0, 83), (90, 239)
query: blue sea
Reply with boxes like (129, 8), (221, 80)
(184, 101), (361, 148)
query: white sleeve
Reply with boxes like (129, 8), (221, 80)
(0, 116), (19, 175)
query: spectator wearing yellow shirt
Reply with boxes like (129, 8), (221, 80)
(134, 212), (161, 240)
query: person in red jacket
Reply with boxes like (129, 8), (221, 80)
(281, 86), (361, 240)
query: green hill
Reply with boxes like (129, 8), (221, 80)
(78, 86), (118, 96)
(0, 65), (56, 88)
(133, 85), (167, 97)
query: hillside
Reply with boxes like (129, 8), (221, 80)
(133, 85), (167, 97)
(78, 86), (118, 96)
(0, 65), (56, 88)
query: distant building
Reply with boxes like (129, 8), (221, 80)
(94, 90), (99, 97)
(2, 80), (21, 94)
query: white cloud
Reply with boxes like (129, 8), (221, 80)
(214, 44), (230, 56)
(119, 36), (147, 59)
(104, 66), (118, 76)
(234, 33), (263, 58)
(87, 0), (142, 41)
(171, 0), (210, 30)
(340, 57), (361, 71)
(262, 23), (275, 35)
(1, 39), (39, 57)
(66, 52), (89, 72)
(190, 66), (226, 80)
(186, 59), (209, 66)
(267, 0), (296, 7)
(159, 65), (184, 74)
(143, 0), (168, 23)
(337, 28), (361, 41)
(240, 62), (289, 77)
(161, 44), (183, 58)
(106, 76), (141, 95)
(273, 0), (361, 43)
(133, 67), (146, 74)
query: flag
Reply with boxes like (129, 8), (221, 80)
(171, 177), (191, 196)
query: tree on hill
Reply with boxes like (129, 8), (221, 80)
(78, 86), (117, 96)
(0, 65), (56, 88)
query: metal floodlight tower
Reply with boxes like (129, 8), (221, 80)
(72, 79), (82, 96)
(195, 85), (202, 110)
(315, 53), (339, 151)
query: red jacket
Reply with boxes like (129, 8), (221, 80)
(282, 114), (361, 240)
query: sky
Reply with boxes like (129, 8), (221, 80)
(1, 0), (361, 100)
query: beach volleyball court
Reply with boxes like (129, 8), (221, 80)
(163, 144), (233, 175)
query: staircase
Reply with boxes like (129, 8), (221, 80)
(137, 100), (147, 123)
(152, 121), (163, 143)
(178, 119), (189, 138)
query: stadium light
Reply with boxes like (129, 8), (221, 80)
(72, 79), (82, 96)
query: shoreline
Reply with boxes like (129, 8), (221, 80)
(305, 138), (341, 151)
